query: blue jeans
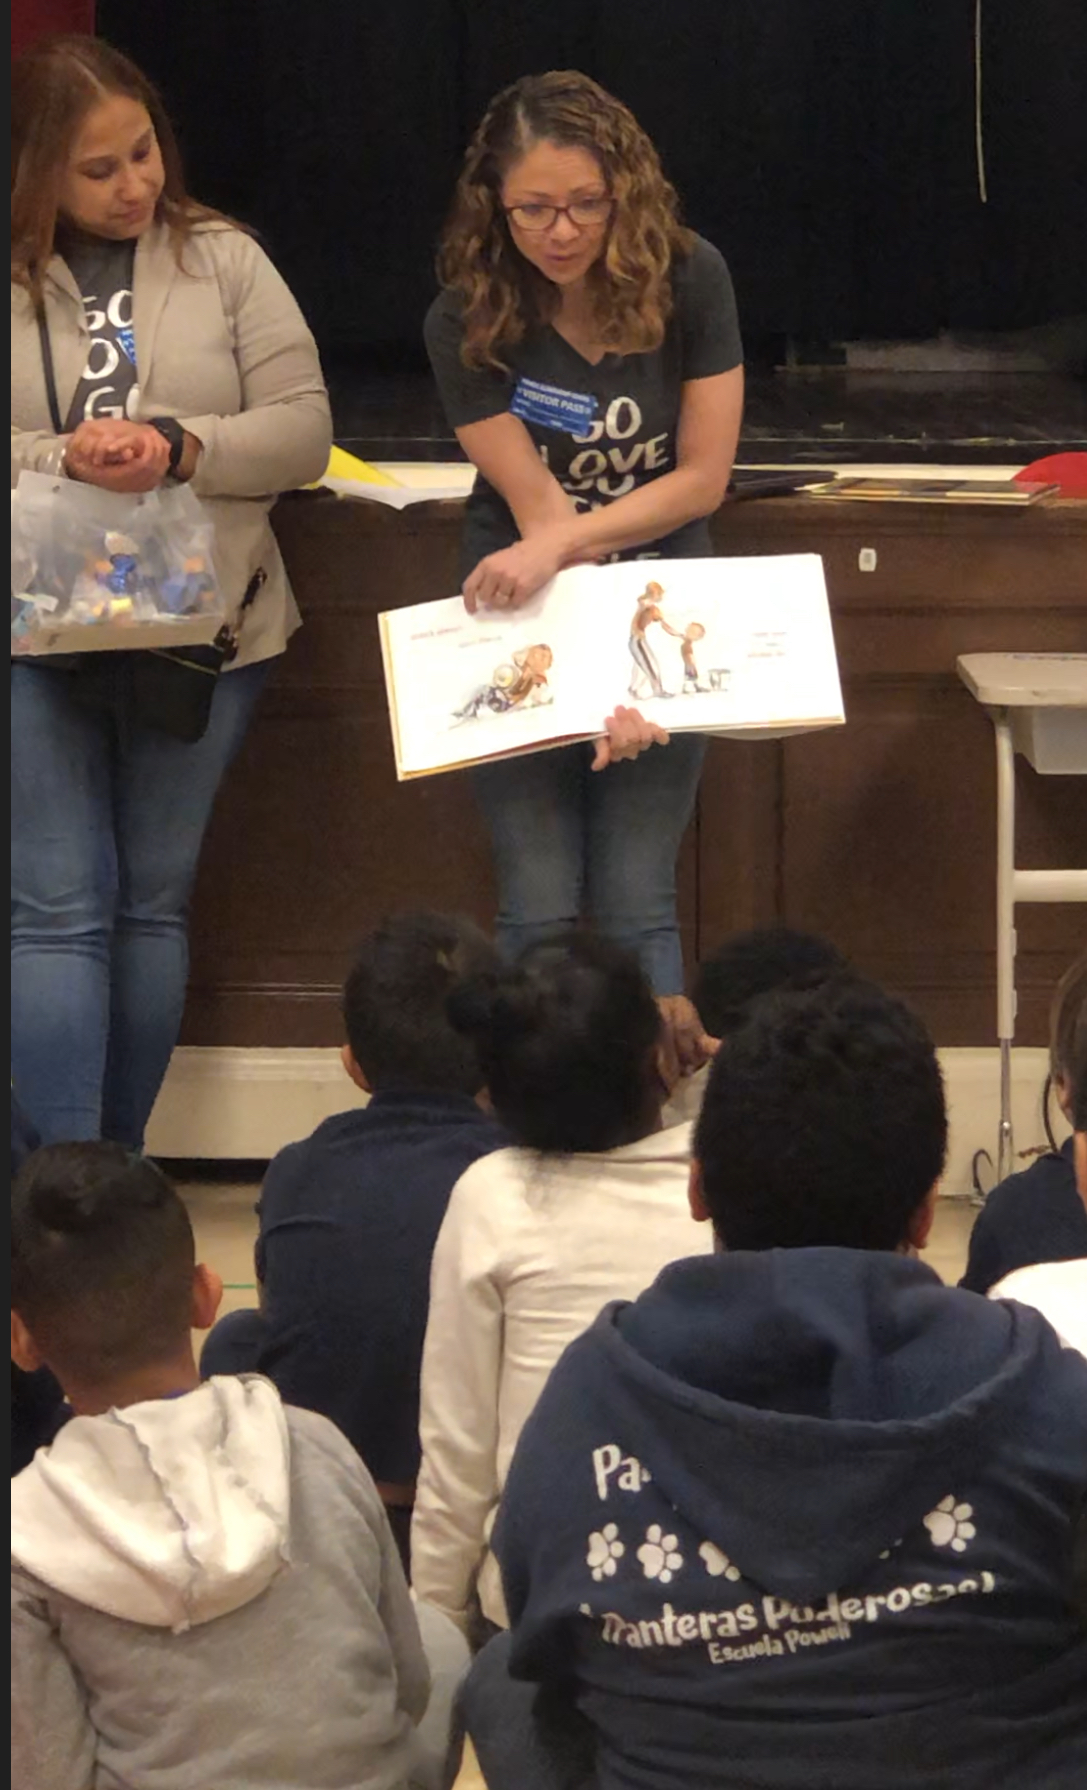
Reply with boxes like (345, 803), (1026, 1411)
(10, 660), (269, 1148)
(462, 1632), (596, 1790)
(472, 734), (707, 995)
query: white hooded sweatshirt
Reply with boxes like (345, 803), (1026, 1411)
(10, 1376), (429, 1790)
(989, 1258), (1087, 1357)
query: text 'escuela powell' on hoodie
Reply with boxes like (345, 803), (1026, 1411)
(10, 1375), (429, 1790)
(494, 1250), (1087, 1790)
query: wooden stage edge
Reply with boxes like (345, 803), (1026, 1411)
(182, 490), (1087, 1051)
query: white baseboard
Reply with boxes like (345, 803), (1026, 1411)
(146, 1045), (1066, 1197)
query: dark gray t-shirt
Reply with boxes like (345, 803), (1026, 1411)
(60, 236), (139, 430)
(424, 234), (742, 578)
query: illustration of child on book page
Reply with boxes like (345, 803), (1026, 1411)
(452, 643), (554, 726)
(628, 582), (684, 698)
(679, 621), (710, 693)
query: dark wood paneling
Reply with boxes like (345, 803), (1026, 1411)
(182, 492), (1087, 1049)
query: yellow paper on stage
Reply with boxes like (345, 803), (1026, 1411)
(380, 554), (845, 780)
(316, 446), (403, 490)
(315, 447), (473, 509)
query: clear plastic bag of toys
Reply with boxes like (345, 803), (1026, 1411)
(10, 470), (225, 655)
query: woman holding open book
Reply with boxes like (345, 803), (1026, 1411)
(425, 70), (744, 1001)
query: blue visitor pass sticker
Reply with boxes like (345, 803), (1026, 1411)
(510, 377), (599, 435)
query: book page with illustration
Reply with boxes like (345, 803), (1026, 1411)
(380, 554), (844, 780)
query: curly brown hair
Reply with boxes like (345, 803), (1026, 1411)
(11, 34), (236, 302)
(438, 70), (694, 371)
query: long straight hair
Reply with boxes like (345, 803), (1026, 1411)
(11, 34), (234, 301)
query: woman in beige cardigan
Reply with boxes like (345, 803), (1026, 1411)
(11, 36), (332, 1147)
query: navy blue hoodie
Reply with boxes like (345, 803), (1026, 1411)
(256, 1091), (505, 1484)
(961, 1139), (1087, 1295)
(495, 1250), (1087, 1790)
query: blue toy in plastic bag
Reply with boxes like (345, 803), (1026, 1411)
(11, 473), (223, 655)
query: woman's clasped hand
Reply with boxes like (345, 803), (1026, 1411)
(64, 418), (172, 491)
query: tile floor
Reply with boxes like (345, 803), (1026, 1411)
(181, 1179), (978, 1790)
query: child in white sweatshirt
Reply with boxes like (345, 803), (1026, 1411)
(10, 1142), (459, 1790)
(988, 996), (1087, 1358)
(411, 933), (712, 1633)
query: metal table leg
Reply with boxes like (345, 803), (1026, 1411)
(994, 710), (1016, 1183)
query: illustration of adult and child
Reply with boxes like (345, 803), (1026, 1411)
(628, 582), (719, 699)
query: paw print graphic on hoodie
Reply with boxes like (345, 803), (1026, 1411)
(923, 1496), (976, 1553)
(637, 1524), (683, 1584)
(699, 1540), (742, 1581)
(586, 1524), (625, 1581)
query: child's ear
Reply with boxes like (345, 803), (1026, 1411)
(191, 1265), (223, 1332)
(688, 1160), (711, 1225)
(905, 1182), (940, 1252)
(341, 1043), (371, 1094)
(11, 1311), (44, 1374)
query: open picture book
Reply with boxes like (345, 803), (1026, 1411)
(379, 554), (844, 780)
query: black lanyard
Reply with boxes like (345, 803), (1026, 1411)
(36, 306), (64, 435)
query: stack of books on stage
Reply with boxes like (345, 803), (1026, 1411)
(806, 476), (1059, 506)
(379, 554), (844, 780)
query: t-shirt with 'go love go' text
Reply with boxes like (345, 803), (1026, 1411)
(424, 234), (743, 580)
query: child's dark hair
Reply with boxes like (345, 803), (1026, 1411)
(11, 1143), (195, 1382)
(1051, 952), (1087, 1095)
(695, 976), (947, 1251)
(342, 912), (500, 1095)
(693, 926), (847, 1039)
(449, 933), (662, 1152)
(1068, 979), (1087, 1135)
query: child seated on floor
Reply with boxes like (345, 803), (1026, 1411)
(962, 952), (1087, 1295)
(469, 976), (1087, 1790)
(988, 979), (1087, 1356)
(411, 934), (713, 1636)
(663, 924), (847, 1123)
(10, 1088), (67, 1477)
(201, 911), (506, 1564)
(11, 1142), (452, 1790)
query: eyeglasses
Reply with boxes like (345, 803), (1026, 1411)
(504, 198), (613, 233)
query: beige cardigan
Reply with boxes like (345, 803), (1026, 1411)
(11, 223), (332, 668)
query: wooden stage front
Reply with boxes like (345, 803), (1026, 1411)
(181, 490), (1085, 1052)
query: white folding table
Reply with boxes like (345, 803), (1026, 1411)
(956, 653), (1087, 1184)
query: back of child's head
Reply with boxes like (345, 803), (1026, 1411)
(449, 932), (662, 1152)
(1051, 951), (1087, 1105)
(11, 1143), (195, 1385)
(695, 974), (947, 1251)
(342, 911), (500, 1095)
(692, 926), (847, 1039)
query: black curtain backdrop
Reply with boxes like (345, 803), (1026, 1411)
(95, 0), (1087, 355)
